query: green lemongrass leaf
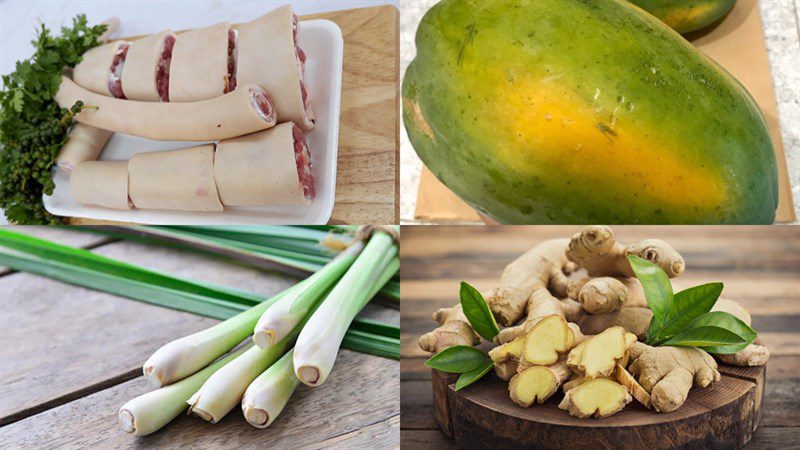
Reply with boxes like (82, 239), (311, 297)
(649, 282), (724, 345)
(628, 255), (674, 343)
(425, 345), (488, 373)
(166, 225), (342, 255)
(676, 311), (757, 354)
(78, 225), (400, 300)
(350, 318), (400, 339)
(0, 228), (262, 305)
(455, 359), (494, 391)
(460, 281), (499, 341)
(341, 329), (400, 360)
(0, 233), (397, 359)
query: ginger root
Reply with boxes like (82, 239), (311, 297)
(519, 315), (583, 368)
(715, 343), (770, 366)
(509, 361), (571, 407)
(628, 342), (720, 412)
(615, 364), (651, 409)
(566, 225), (685, 278)
(569, 277), (629, 314)
(418, 304), (479, 353)
(567, 326), (636, 379)
(494, 360), (518, 381)
(490, 315), (582, 374)
(558, 378), (632, 419)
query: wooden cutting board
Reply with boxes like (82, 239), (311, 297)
(432, 364), (766, 449)
(71, 5), (399, 226)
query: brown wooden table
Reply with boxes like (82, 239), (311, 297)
(0, 226), (399, 448)
(400, 226), (800, 449)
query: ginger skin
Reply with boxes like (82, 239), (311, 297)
(628, 342), (720, 413)
(615, 364), (651, 409)
(715, 343), (770, 366)
(418, 304), (479, 353)
(558, 378), (632, 419)
(566, 225), (685, 278)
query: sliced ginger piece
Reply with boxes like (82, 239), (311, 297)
(567, 326), (635, 379)
(519, 315), (580, 367)
(558, 378), (632, 419)
(615, 364), (651, 409)
(509, 361), (570, 407)
(488, 333), (525, 364)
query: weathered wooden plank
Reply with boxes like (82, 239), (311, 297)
(401, 430), (458, 449)
(0, 349), (398, 449)
(400, 380), (436, 430)
(401, 226), (800, 258)
(746, 427), (800, 450)
(0, 274), (216, 424)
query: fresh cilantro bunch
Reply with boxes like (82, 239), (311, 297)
(0, 15), (107, 224)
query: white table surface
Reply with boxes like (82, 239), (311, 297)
(0, 0), (398, 225)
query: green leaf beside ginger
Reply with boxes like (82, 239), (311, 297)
(455, 359), (494, 391)
(669, 311), (756, 354)
(424, 345), (489, 373)
(459, 281), (500, 341)
(627, 255), (673, 343)
(628, 256), (757, 351)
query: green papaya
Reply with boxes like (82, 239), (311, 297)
(403, 0), (777, 224)
(627, 0), (737, 34)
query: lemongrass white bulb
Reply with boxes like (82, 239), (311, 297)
(187, 339), (290, 423)
(119, 346), (247, 436)
(143, 281), (307, 387)
(241, 349), (299, 428)
(294, 231), (398, 387)
(253, 242), (364, 349)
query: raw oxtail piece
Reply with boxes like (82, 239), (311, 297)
(214, 122), (314, 206)
(73, 40), (130, 97)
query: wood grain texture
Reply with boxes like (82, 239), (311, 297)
(0, 226), (399, 447)
(400, 226), (800, 448)
(69, 5), (398, 226)
(0, 349), (398, 449)
(305, 5), (399, 224)
(436, 366), (761, 450)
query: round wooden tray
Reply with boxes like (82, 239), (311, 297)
(431, 364), (765, 449)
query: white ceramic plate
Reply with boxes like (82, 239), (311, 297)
(44, 19), (343, 225)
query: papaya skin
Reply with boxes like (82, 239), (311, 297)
(627, 0), (737, 34)
(403, 0), (777, 224)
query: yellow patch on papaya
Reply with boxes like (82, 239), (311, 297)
(480, 74), (726, 208)
(661, 2), (718, 29)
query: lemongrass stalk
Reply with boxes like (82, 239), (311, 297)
(293, 230), (399, 387)
(186, 332), (296, 423)
(143, 280), (309, 387)
(241, 349), (299, 428)
(119, 345), (249, 436)
(252, 241), (364, 348)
